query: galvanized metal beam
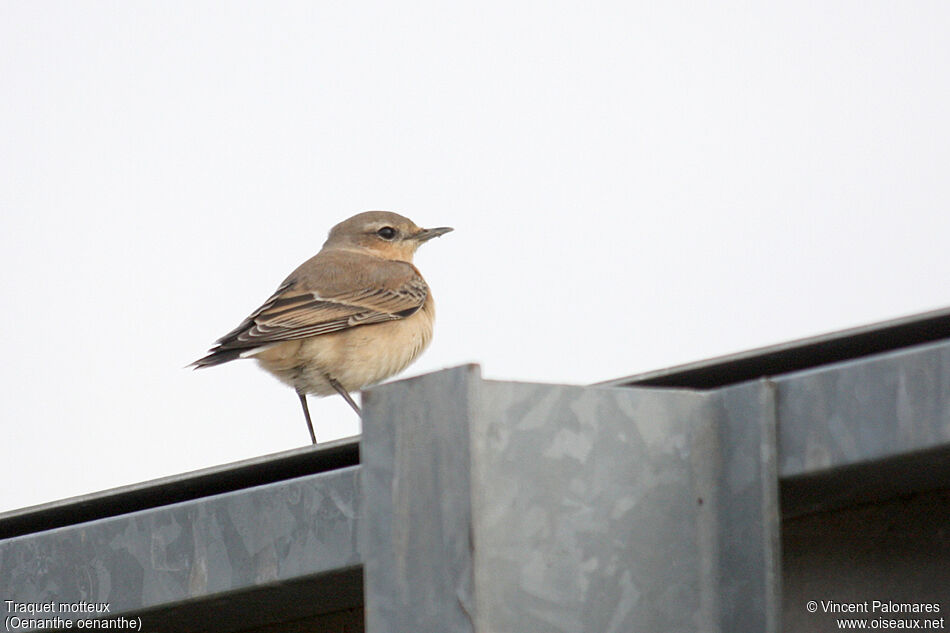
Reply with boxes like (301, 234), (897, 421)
(605, 306), (950, 390)
(775, 340), (950, 477)
(360, 366), (781, 633)
(0, 465), (361, 631)
(0, 439), (359, 540)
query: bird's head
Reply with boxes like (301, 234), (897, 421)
(324, 211), (453, 262)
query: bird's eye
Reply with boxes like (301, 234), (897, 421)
(376, 226), (397, 240)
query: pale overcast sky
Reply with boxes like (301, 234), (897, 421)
(2, 1), (949, 513)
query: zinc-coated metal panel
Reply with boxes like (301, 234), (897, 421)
(0, 439), (359, 540)
(0, 466), (361, 631)
(775, 339), (950, 478)
(360, 367), (781, 633)
(360, 365), (480, 633)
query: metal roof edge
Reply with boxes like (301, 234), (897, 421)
(600, 305), (950, 389)
(0, 436), (360, 539)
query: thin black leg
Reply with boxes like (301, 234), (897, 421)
(326, 375), (361, 416)
(298, 391), (317, 445)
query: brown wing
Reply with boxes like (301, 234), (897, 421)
(192, 251), (428, 367)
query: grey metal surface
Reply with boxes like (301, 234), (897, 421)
(775, 339), (950, 478)
(0, 465), (361, 630)
(470, 381), (718, 633)
(603, 306), (950, 389)
(712, 381), (781, 633)
(361, 366), (781, 633)
(0, 438), (360, 540)
(361, 364), (479, 633)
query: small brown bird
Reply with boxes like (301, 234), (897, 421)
(192, 211), (452, 444)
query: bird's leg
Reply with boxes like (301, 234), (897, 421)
(326, 375), (362, 416)
(297, 391), (317, 445)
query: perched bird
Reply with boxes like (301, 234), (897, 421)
(192, 211), (453, 444)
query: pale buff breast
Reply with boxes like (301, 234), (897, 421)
(250, 297), (435, 397)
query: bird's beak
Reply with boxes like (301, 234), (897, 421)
(414, 226), (454, 242)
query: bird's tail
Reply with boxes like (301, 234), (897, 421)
(189, 347), (245, 369)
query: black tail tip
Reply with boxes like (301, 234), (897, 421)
(188, 349), (243, 369)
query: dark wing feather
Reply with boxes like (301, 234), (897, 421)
(192, 266), (428, 368)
